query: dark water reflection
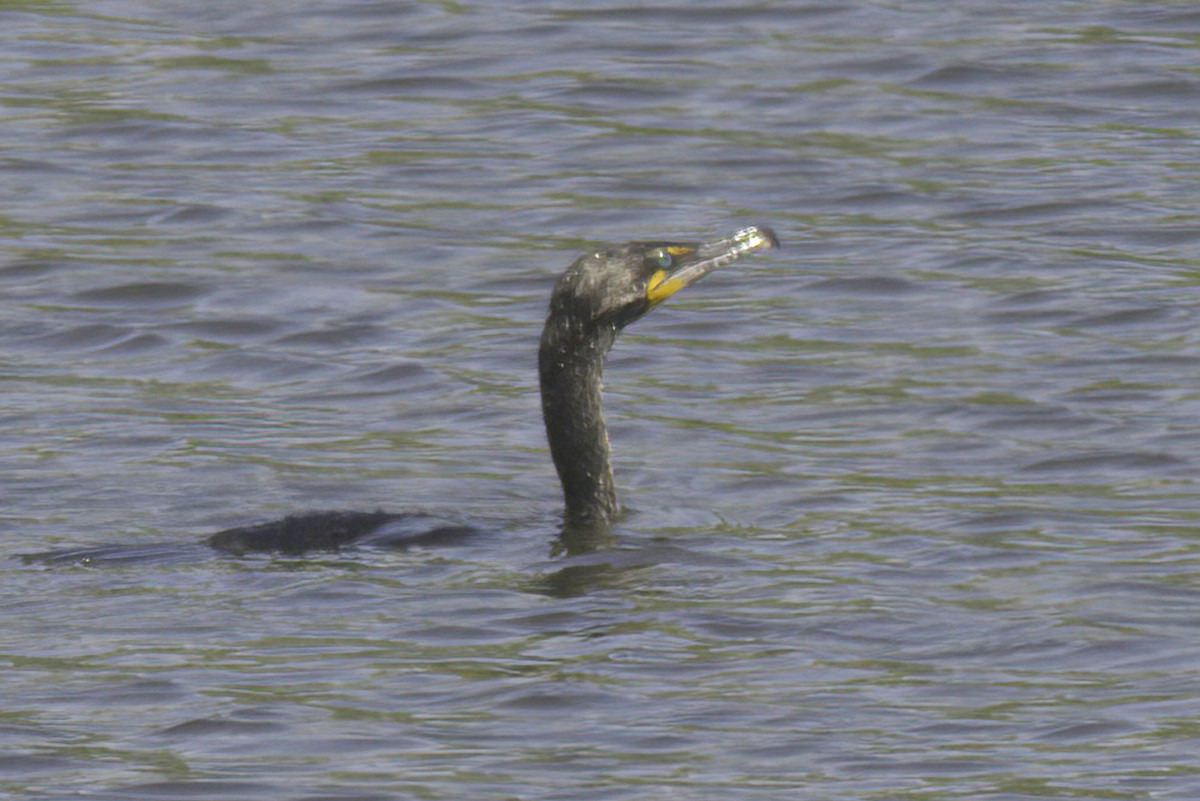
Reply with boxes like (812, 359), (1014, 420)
(4, 1), (1200, 799)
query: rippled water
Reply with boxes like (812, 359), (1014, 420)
(4, 2), (1200, 799)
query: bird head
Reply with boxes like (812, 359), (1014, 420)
(547, 225), (779, 335)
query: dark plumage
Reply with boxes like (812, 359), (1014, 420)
(208, 511), (476, 555)
(207, 225), (778, 553)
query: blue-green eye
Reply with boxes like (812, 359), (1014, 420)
(652, 249), (673, 269)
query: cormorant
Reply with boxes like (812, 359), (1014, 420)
(202, 225), (779, 554)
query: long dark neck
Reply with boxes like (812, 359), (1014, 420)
(538, 316), (620, 529)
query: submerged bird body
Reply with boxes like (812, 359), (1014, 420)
(208, 226), (778, 554)
(207, 510), (476, 554)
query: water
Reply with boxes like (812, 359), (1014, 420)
(3, 1), (1200, 799)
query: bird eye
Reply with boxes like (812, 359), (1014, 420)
(652, 249), (673, 269)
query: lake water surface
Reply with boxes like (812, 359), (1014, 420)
(3, 2), (1200, 799)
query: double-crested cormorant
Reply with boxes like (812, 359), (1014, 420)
(205, 225), (778, 554)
